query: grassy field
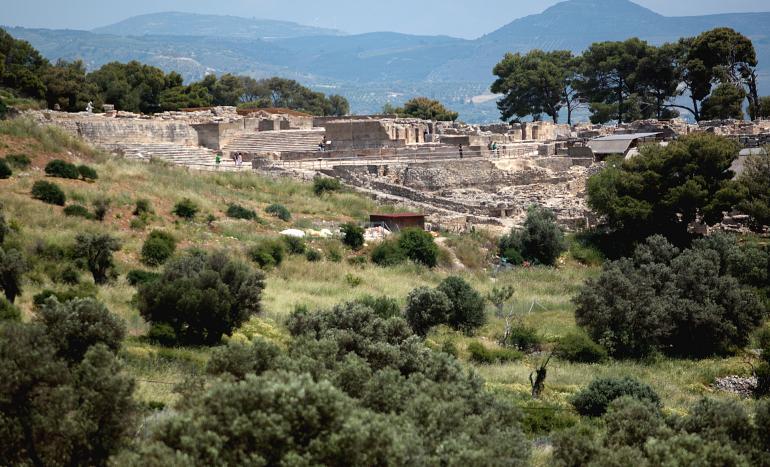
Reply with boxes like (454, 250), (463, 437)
(1, 118), (766, 462)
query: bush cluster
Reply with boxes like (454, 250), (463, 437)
(248, 239), (285, 268)
(404, 276), (486, 335)
(574, 235), (766, 358)
(126, 269), (160, 286)
(31, 180), (66, 205)
(0, 159), (11, 179)
(4, 153), (31, 169)
(124, 301), (528, 466)
(553, 396), (770, 467)
(467, 341), (523, 364)
(501, 324), (542, 352)
(172, 198), (198, 220)
(141, 230), (177, 266)
(499, 205), (566, 266)
(571, 377), (661, 417)
(0, 299), (135, 467)
(0, 296), (21, 321)
(371, 228), (438, 268)
(226, 203), (258, 221)
(340, 222), (365, 250)
(0, 246), (26, 303)
(312, 176), (342, 196)
(45, 159), (80, 179)
(137, 250), (265, 345)
(63, 204), (93, 219)
(282, 235), (306, 255)
(265, 203), (291, 221)
(555, 332), (608, 363)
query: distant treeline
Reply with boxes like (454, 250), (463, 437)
(492, 27), (770, 124)
(0, 28), (349, 116)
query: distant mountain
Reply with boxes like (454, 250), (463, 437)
(5, 0), (770, 122)
(92, 12), (344, 40)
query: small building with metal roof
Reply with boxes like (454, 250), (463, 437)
(369, 213), (426, 232)
(587, 132), (662, 160)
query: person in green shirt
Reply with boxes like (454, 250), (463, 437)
(215, 151), (222, 169)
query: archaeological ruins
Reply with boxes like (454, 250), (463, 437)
(25, 106), (770, 232)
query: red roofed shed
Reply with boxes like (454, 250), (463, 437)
(369, 213), (426, 232)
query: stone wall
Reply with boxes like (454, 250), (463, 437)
(34, 112), (199, 146)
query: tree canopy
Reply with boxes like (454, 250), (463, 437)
(384, 97), (458, 121)
(586, 133), (741, 244)
(492, 27), (763, 123)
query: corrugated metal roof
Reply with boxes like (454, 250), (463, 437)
(587, 139), (635, 155)
(591, 132), (662, 141)
(587, 132), (661, 155)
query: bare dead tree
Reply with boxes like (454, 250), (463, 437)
(529, 354), (552, 399)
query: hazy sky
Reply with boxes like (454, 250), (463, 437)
(3, 0), (770, 39)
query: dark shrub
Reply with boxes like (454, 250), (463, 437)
(265, 203), (291, 221)
(127, 269), (161, 286)
(405, 287), (452, 336)
(500, 247), (524, 266)
(32, 285), (98, 308)
(305, 248), (322, 262)
(45, 159), (79, 179)
(248, 239), (285, 268)
(206, 338), (281, 380)
(58, 264), (81, 285)
(0, 297), (20, 321)
(73, 233), (121, 284)
(499, 205), (566, 266)
(77, 165), (98, 181)
(172, 198), (198, 220)
(5, 154), (31, 169)
(133, 199), (152, 216)
(502, 324), (542, 352)
(0, 247), (26, 303)
(520, 400), (579, 437)
(92, 197), (110, 221)
(147, 323), (177, 346)
(467, 341), (522, 364)
(571, 377), (661, 417)
(282, 235), (306, 255)
(353, 295), (401, 319)
(313, 176), (342, 196)
(31, 180), (66, 205)
(226, 203), (258, 221)
(141, 230), (177, 267)
(441, 340), (459, 357)
(340, 223), (365, 250)
(138, 250), (265, 345)
(437, 276), (486, 333)
(63, 204), (93, 219)
(399, 228), (438, 267)
(0, 159), (11, 179)
(371, 239), (406, 266)
(35, 297), (125, 362)
(555, 332), (608, 363)
(0, 206), (7, 244)
(574, 235), (766, 358)
(0, 323), (136, 467)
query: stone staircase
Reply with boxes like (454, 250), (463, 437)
(224, 129), (326, 155)
(113, 143), (243, 171)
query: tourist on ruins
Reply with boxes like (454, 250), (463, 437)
(236, 153), (243, 168)
(215, 152), (222, 169)
(459, 144), (464, 158)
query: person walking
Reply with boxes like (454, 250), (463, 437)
(215, 151), (222, 170)
(459, 144), (464, 159)
(236, 153), (243, 169)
